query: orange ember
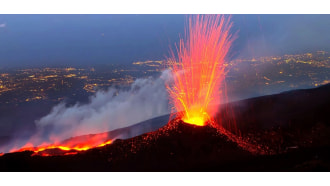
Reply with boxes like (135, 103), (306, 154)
(8, 133), (113, 156)
(167, 15), (235, 126)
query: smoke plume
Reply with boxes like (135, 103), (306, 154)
(0, 70), (172, 153)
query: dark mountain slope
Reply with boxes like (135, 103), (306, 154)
(0, 84), (330, 171)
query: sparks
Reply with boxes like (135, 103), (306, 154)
(167, 14), (235, 126)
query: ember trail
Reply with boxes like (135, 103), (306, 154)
(167, 15), (235, 126)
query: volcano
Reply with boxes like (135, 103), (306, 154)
(0, 84), (330, 171)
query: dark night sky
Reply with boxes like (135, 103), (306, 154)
(0, 14), (329, 68)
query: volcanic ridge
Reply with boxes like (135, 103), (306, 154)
(0, 84), (330, 171)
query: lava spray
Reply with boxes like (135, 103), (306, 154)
(167, 14), (235, 126)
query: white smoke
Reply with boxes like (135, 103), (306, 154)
(33, 70), (172, 143)
(0, 70), (173, 153)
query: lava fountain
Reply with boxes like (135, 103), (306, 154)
(167, 14), (235, 126)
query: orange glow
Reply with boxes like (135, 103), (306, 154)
(183, 116), (205, 126)
(167, 15), (234, 126)
(64, 152), (78, 156)
(8, 133), (113, 156)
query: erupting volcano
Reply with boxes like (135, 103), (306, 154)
(2, 14), (330, 172)
(1, 14), (237, 157)
(167, 15), (235, 126)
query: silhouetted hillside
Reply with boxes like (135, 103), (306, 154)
(1, 84), (330, 171)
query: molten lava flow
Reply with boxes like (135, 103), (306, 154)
(167, 14), (235, 126)
(8, 133), (113, 156)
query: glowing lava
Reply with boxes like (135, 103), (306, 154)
(167, 14), (235, 126)
(184, 116), (205, 126)
(7, 133), (113, 156)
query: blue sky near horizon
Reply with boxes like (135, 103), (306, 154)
(0, 14), (329, 68)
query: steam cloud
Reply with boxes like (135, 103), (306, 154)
(0, 70), (172, 152)
(37, 70), (171, 141)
